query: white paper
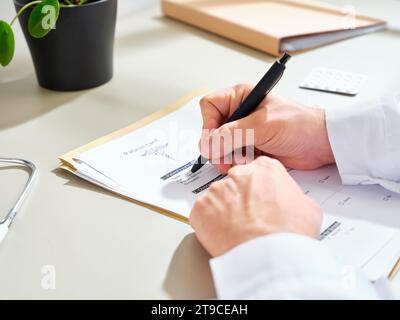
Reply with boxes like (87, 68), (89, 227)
(74, 97), (400, 279)
(77, 97), (223, 217)
(320, 214), (397, 271)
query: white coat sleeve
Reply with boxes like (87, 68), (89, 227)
(326, 93), (400, 193)
(210, 94), (400, 299)
(210, 234), (397, 299)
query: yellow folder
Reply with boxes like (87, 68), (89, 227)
(162, 0), (386, 56)
(59, 89), (209, 224)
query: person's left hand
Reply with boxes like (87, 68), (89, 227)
(190, 156), (322, 257)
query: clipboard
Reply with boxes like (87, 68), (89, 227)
(59, 88), (209, 224)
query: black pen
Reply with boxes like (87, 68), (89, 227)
(190, 52), (292, 174)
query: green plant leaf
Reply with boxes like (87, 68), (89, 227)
(0, 20), (15, 67)
(28, 0), (60, 39)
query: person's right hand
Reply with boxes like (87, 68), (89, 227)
(199, 84), (335, 173)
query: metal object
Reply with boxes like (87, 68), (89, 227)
(0, 158), (37, 244)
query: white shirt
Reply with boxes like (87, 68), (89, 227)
(210, 93), (400, 299)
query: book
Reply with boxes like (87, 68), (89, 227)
(162, 0), (386, 56)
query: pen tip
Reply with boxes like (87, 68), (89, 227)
(190, 166), (198, 174)
(190, 163), (201, 174)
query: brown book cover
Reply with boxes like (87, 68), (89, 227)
(162, 0), (386, 56)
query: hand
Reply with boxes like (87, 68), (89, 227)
(199, 84), (335, 173)
(190, 156), (322, 257)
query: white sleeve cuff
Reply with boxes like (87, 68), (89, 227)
(210, 233), (379, 299)
(325, 94), (400, 193)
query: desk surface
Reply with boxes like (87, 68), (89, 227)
(1, 0), (400, 299)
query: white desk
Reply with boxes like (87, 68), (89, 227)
(0, 0), (399, 299)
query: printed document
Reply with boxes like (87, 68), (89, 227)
(72, 97), (399, 279)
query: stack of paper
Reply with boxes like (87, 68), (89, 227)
(60, 92), (399, 280)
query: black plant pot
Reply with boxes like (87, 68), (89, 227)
(14, 0), (117, 91)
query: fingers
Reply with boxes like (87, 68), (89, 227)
(227, 155), (285, 178)
(200, 84), (253, 130)
(200, 107), (265, 161)
(190, 156), (279, 230)
(213, 162), (233, 174)
(208, 147), (264, 174)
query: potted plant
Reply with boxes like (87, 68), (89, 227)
(0, 0), (117, 91)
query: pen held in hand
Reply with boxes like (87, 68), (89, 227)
(190, 52), (292, 174)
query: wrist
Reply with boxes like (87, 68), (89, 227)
(314, 108), (335, 166)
